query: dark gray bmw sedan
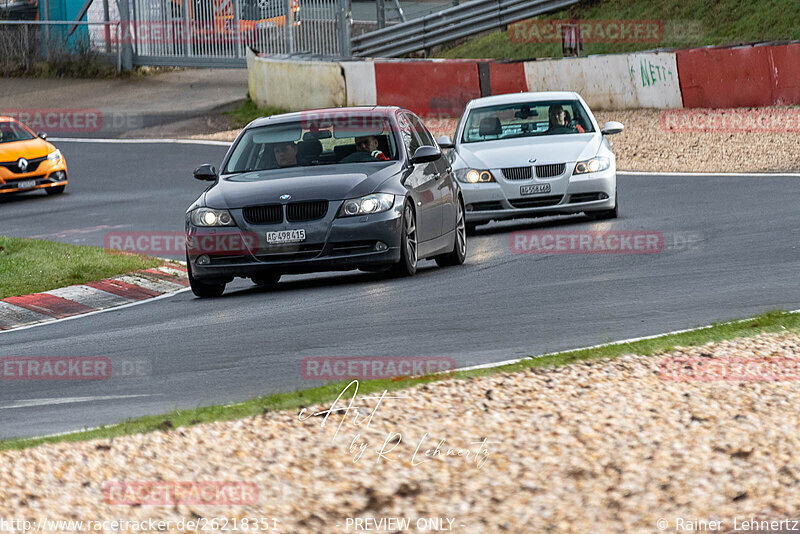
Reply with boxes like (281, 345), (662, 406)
(185, 106), (467, 298)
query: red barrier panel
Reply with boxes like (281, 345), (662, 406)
(489, 62), (528, 95)
(374, 60), (481, 119)
(769, 43), (800, 105)
(676, 47), (773, 108)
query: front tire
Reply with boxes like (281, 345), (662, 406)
(45, 185), (65, 195)
(390, 202), (418, 276)
(188, 260), (226, 298)
(435, 198), (467, 267)
(588, 190), (618, 220)
(251, 272), (281, 288)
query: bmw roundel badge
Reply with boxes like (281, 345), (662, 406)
(280, 194), (291, 200)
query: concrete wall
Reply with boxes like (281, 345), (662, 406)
(246, 49), (346, 111)
(247, 43), (799, 114)
(523, 53), (682, 110)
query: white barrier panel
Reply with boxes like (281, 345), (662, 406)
(627, 52), (682, 108)
(340, 61), (377, 107)
(246, 49), (346, 111)
(523, 52), (682, 109)
(523, 55), (634, 109)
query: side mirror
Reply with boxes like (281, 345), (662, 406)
(601, 121), (624, 135)
(410, 145), (441, 165)
(37, 132), (47, 140)
(436, 135), (454, 149)
(193, 163), (218, 181)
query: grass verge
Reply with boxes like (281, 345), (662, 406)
(0, 236), (161, 299)
(225, 95), (286, 129)
(1, 309), (798, 451)
(439, 0), (800, 60)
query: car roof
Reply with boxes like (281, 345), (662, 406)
(466, 91), (582, 109)
(248, 106), (401, 128)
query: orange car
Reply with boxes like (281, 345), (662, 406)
(0, 116), (68, 196)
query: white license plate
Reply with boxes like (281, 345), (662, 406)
(266, 229), (306, 244)
(520, 183), (551, 195)
(16, 180), (37, 189)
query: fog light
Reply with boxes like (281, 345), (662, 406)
(465, 204), (474, 212)
(375, 241), (388, 251)
(49, 171), (65, 182)
(599, 193), (609, 200)
(197, 254), (211, 265)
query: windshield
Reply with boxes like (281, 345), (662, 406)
(223, 114), (399, 175)
(461, 100), (595, 143)
(0, 120), (36, 144)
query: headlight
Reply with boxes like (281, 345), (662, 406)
(574, 157), (610, 175)
(454, 169), (495, 183)
(338, 193), (394, 217)
(47, 149), (62, 164)
(190, 207), (236, 227)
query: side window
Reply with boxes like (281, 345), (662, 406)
(398, 113), (423, 157)
(409, 114), (435, 147)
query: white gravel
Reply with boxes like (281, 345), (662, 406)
(2, 331), (799, 532)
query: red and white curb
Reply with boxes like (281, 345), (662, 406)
(0, 264), (189, 331)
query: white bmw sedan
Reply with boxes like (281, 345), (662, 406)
(438, 91), (623, 232)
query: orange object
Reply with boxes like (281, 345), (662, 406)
(0, 117), (68, 196)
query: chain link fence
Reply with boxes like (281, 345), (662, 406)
(0, 21), (121, 75)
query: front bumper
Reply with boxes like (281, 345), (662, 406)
(461, 166), (616, 224)
(187, 201), (404, 280)
(0, 158), (68, 195)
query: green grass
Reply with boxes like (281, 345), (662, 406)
(2, 309), (798, 451)
(225, 95), (286, 129)
(0, 236), (161, 299)
(439, 0), (800, 59)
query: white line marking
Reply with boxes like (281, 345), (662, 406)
(47, 284), (135, 309)
(49, 137), (231, 146)
(0, 394), (153, 410)
(0, 287), (191, 335)
(455, 309), (800, 373)
(116, 273), (186, 293)
(618, 170), (800, 177)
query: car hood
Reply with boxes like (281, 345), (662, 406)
(204, 162), (401, 209)
(0, 138), (53, 161)
(455, 134), (601, 168)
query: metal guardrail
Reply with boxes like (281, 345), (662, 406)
(352, 0), (579, 57)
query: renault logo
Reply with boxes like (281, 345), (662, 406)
(280, 194), (291, 200)
(17, 158), (28, 171)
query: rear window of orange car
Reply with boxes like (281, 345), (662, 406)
(0, 120), (36, 144)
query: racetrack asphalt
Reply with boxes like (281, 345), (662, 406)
(1, 139), (798, 440)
